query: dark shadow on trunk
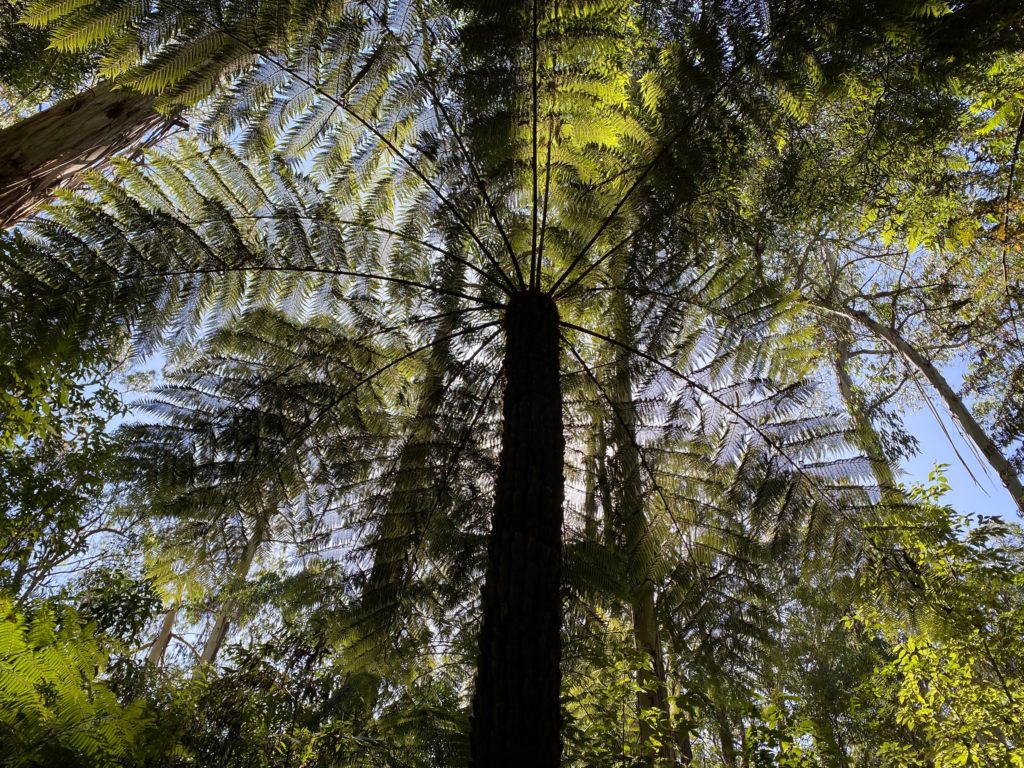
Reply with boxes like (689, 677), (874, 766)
(470, 291), (564, 768)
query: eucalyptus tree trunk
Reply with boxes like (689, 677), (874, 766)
(823, 302), (1024, 515)
(608, 316), (690, 766)
(200, 517), (266, 665)
(833, 332), (899, 497)
(0, 81), (163, 228)
(470, 292), (564, 768)
(146, 606), (178, 666)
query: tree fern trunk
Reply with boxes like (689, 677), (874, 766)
(470, 291), (564, 768)
(614, 401), (676, 765)
(360, 321), (456, 661)
(608, 293), (685, 765)
(0, 82), (163, 228)
(717, 713), (739, 768)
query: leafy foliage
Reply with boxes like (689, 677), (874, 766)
(0, 597), (151, 766)
(1, 0), (1024, 765)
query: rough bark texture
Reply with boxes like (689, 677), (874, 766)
(146, 606), (178, 666)
(470, 292), (564, 768)
(832, 304), (1024, 515)
(0, 82), (163, 228)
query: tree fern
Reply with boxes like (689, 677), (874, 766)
(6, 1), (1023, 764)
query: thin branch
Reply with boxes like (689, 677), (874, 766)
(1001, 106), (1024, 347)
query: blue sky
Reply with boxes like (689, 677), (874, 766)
(896, 359), (1017, 521)
(121, 346), (1019, 520)
(900, 405), (1015, 519)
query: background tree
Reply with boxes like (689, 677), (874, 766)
(2, 0), (1024, 766)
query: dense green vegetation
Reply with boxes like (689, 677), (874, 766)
(1, 0), (1023, 765)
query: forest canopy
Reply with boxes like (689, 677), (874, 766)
(1, 0), (1023, 766)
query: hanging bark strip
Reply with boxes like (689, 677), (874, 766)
(470, 291), (565, 768)
(0, 82), (165, 228)
(816, 301), (1024, 516)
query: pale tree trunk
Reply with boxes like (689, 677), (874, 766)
(470, 292), (564, 768)
(596, 430), (616, 550)
(200, 517), (266, 666)
(200, 607), (232, 666)
(0, 81), (164, 228)
(146, 606), (178, 666)
(632, 587), (689, 764)
(582, 423), (603, 541)
(607, 297), (690, 766)
(819, 302), (1024, 515)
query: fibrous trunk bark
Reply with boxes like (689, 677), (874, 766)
(470, 292), (564, 768)
(0, 81), (163, 228)
(825, 303), (1024, 515)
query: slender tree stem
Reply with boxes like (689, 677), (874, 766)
(814, 301), (1024, 516)
(146, 606), (178, 666)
